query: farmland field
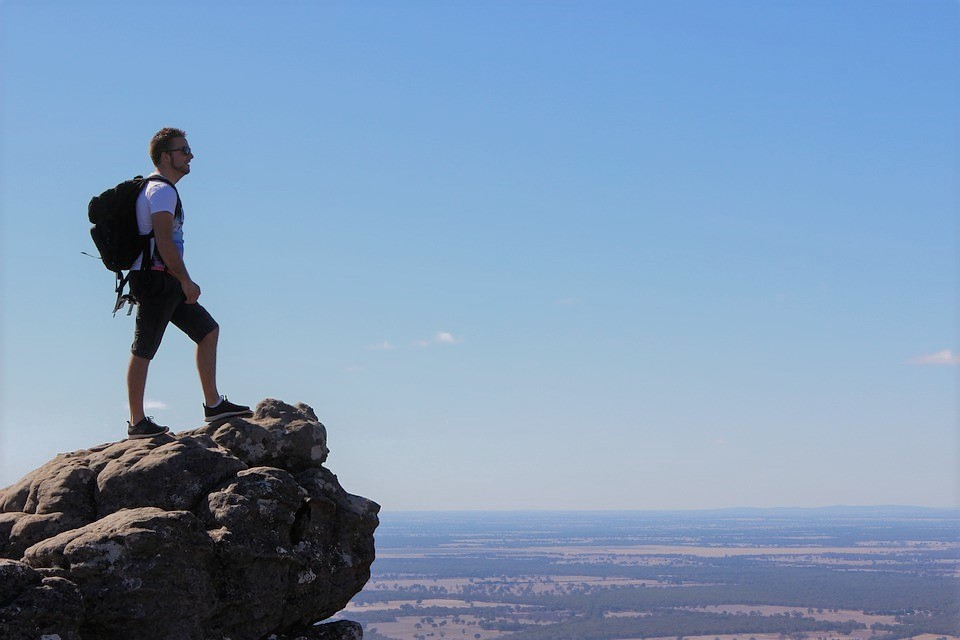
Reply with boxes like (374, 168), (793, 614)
(334, 508), (959, 640)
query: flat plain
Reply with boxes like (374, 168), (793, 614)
(336, 508), (959, 640)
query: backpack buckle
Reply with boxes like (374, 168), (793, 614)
(113, 272), (137, 316)
(113, 293), (137, 317)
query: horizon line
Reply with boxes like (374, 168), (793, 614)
(378, 504), (960, 514)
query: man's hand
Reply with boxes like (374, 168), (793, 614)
(182, 280), (201, 304)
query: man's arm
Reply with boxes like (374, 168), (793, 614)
(151, 211), (201, 304)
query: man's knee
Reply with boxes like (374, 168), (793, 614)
(128, 354), (151, 375)
(201, 325), (220, 345)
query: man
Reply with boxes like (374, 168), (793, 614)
(125, 127), (250, 439)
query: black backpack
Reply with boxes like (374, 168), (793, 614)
(87, 174), (177, 315)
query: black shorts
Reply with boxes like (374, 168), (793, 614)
(129, 271), (219, 360)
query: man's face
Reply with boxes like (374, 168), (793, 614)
(164, 137), (194, 177)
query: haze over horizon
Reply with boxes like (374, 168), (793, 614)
(376, 505), (960, 513)
(1, 1), (956, 510)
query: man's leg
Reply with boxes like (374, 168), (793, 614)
(175, 304), (248, 420)
(197, 325), (220, 407)
(126, 272), (176, 437)
(127, 354), (151, 425)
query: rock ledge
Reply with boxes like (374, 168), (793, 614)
(0, 399), (378, 640)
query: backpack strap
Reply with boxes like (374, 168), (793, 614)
(143, 174), (183, 222)
(140, 174), (183, 270)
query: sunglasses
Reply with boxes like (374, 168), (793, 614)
(165, 145), (192, 155)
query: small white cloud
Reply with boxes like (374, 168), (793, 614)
(910, 350), (960, 366)
(367, 341), (395, 351)
(555, 297), (578, 306)
(415, 332), (463, 347)
(344, 365), (366, 374)
(144, 399), (167, 410)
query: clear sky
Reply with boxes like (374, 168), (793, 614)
(1, 0), (956, 510)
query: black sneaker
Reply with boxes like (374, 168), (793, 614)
(203, 396), (252, 422)
(127, 416), (170, 439)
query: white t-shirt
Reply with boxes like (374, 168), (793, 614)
(130, 174), (184, 270)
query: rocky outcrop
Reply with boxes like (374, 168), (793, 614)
(0, 399), (378, 640)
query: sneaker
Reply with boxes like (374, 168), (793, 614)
(203, 396), (252, 422)
(127, 416), (170, 439)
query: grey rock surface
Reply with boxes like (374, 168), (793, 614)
(0, 399), (378, 640)
(0, 558), (83, 640)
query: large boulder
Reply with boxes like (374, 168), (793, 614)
(0, 399), (378, 640)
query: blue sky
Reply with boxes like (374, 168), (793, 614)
(1, 0), (956, 510)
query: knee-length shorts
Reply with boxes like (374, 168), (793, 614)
(129, 271), (219, 360)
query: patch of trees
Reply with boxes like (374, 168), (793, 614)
(363, 560), (958, 615)
(502, 577), (954, 618)
(348, 604), (522, 625)
(346, 610), (402, 623)
(502, 610), (866, 640)
(871, 600), (960, 638)
(372, 550), (953, 584)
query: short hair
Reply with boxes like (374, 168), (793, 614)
(149, 127), (187, 166)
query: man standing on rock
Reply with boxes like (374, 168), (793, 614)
(125, 127), (250, 439)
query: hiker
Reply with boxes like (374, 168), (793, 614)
(125, 127), (250, 438)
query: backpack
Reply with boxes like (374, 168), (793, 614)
(87, 174), (177, 315)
